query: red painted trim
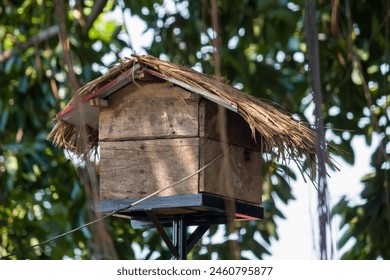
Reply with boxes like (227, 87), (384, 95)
(56, 69), (133, 119)
(235, 213), (260, 220)
(144, 68), (168, 80)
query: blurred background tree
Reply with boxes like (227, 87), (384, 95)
(0, 0), (388, 259)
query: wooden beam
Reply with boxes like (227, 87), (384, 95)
(89, 98), (108, 108)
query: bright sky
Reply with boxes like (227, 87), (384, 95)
(266, 134), (380, 259)
(103, 4), (380, 260)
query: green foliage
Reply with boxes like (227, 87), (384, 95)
(0, 0), (132, 259)
(1, 0), (389, 259)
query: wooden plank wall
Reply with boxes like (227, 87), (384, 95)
(99, 81), (199, 141)
(98, 80), (262, 204)
(199, 138), (262, 204)
(99, 138), (200, 200)
(199, 100), (261, 151)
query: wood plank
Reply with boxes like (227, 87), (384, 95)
(99, 138), (200, 200)
(89, 98), (108, 108)
(199, 99), (261, 151)
(199, 138), (262, 204)
(99, 81), (199, 141)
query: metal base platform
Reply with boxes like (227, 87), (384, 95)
(100, 194), (263, 259)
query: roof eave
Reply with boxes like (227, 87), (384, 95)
(56, 63), (238, 127)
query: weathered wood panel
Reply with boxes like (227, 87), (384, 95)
(199, 138), (262, 204)
(99, 81), (199, 141)
(99, 138), (200, 200)
(98, 82), (263, 204)
(199, 100), (261, 151)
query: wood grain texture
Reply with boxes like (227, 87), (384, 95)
(99, 138), (200, 200)
(99, 81), (199, 141)
(99, 137), (262, 204)
(199, 138), (262, 204)
(90, 98), (108, 108)
(199, 100), (261, 151)
(98, 81), (262, 204)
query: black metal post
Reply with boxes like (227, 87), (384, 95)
(143, 213), (214, 259)
(172, 215), (187, 260)
(146, 211), (179, 258)
(104, 194), (263, 259)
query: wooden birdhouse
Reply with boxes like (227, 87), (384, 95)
(97, 80), (263, 204)
(48, 55), (318, 223)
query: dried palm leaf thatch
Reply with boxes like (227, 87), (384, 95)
(48, 55), (332, 179)
(47, 58), (139, 155)
(48, 119), (98, 156)
(134, 55), (319, 156)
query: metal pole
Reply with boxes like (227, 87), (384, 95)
(172, 215), (187, 260)
(146, 211), (179, 258)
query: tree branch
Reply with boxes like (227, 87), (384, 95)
(0, 0), (108, 63)
(86, 0), (109, 30)
(54, 0), (80, 92)
(0, 26), (59, 63)
(211, 0), (221, 76)
(305, 0), (332, 260)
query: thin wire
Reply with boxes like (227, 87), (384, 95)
(0, 145), (232, 260)
(0, 213), (115, 260)
(123, 144), (232, 211)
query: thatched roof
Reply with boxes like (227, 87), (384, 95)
(48, 55), (328, 178)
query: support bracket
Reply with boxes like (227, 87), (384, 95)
(146, 211), (211, 260)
